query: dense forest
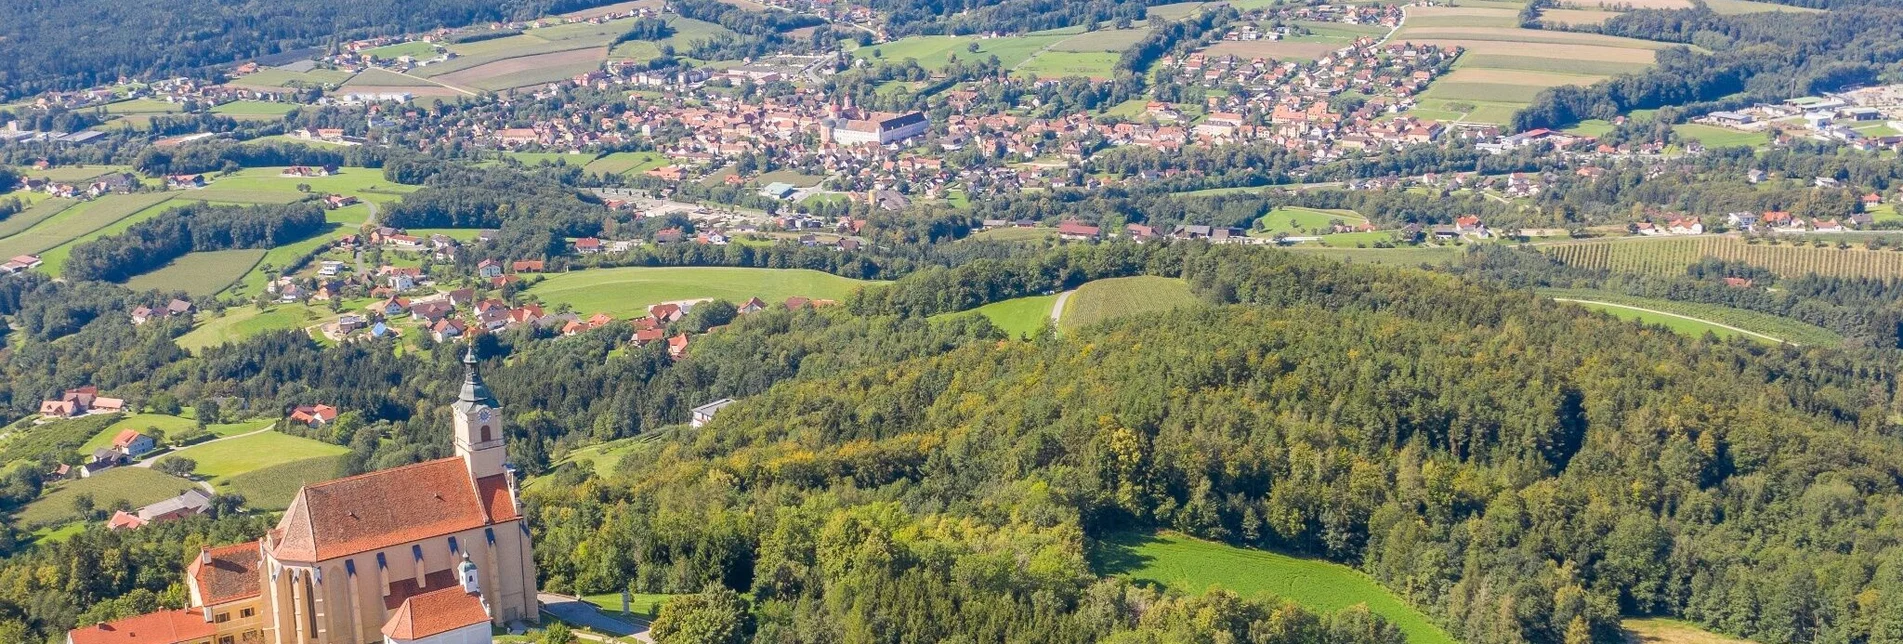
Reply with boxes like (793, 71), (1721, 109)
(0, 0), (630, 100)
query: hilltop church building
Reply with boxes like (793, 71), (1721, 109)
(70, 348), (538, 644)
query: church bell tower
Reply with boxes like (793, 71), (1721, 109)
(453, 344), (508, 480)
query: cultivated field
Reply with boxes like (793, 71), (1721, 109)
(1424, 68), (1610, 103)
(1253, 206), (1366, 235)
(0, 192), (173, 262)
(528, 267), (874, 318)
(436, 47), (610, 91)
(22, 164), (131, 183)
(1203, 40), (1341, 61)
(585, 151), (670, 175)
(1672, 124), (1768, 148)
(122, 248), (269, 296)
(1539, 9), (1623, 25)
(944, 294), (1058, 338)
(211, 100), (300, 118)
(0, 198), (75, 238)
(364, 41), (440, 60)
(1046, 27), (1152, 52)
(1059, 276), (1201, 331)
(227, 67), (356, 89)
(1403, 5), (1521, 28)
(855, 34), (1070, 70)
(1092, 532), (1454, 644)
(1542, 236), (1903, 280)
(1401, 19), (1667, 123)
(218, 454), (350, 510)
(1018, 51), (1121, 79)
(16, 468), (195, 528)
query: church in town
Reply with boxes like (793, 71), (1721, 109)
(69, 348), (539, 644)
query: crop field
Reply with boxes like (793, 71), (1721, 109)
(102, 99), (183, 114)
(1059, 276), (1201, 331)
(1542, 236), (1903, 280)
(1405, 23), (1664, 122)
(529, 267), (874, 318)
(1288, 245), (1463, 266)
(0, 192), (172, 261)
(425, 34), (610, 80)
(1253, 206), (1365, 235)
(122, 248), (269, 296)
(1672, 124), (1767, 148)
(1539, 8), (1622, 25)
(176, 304), (324, 353)
(944, 294), (1058, 338)
(228, 67), (356, 88)
(436, 47), (610, 91)
(16, 468), (195, 528)
(1018, 51), (1122, 79)
(1203, 40), (1341, 61)
(1622, 618), (1756, 644)
(1403, 6), (1521, 28)
(219, 455), (349, 510)
(585, 151), (670, 175)
(210, 100), (300, 118)
(1454, 54), (1650, 77)
(0, 415), (118, 465)
(174, 430), (349, 480)
(338, 68), (431, 87)
(855, 34), (1070, 70)
(23, 164), (130, 183)
(1046, 27), (1152, 52)
(0, 198), (75, 238)
(1091, 532), (1454, 644)
(1540, 288), (1843, 345)
(528, 17), (643, 42)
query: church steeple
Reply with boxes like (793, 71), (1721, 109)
(452, 343), (507, 479)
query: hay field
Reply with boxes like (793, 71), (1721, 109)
(1204, 40), (1341, 60)
(435, 47), (609, 91)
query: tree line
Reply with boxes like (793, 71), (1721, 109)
(63, 202), (328, 283)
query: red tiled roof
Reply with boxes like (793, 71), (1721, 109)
(475, 474), (519, 522)
(269, 457), (503, 562)
(111, 429), (143, 449)
(189, 541), (263, 606)
(382, 587), (491, 640)
(68, 609), (215, 644)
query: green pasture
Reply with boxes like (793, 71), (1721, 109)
(527, 267), (874, 318)
(176, 304), (325, 353)
(1018, 51), (1120, 79)
(228, 67), (356, 88)
(0, 192), (173, 264)
(37, 195), (204, 275)
(940, 294), (1058, 338)
(1092, 532), (1453, 644)
(1059, 276), (1201, 332)
(172, 430), (349, 480)
(1673, 124), (1769, 149)
(210, 101), (300, 118)
(103, 99), (183, 114)
(364, 41), (441, 60)
(1541, 288), (1840, 346)
(122, 248), (269, 296)
(855, 33), (1069, 70)
(21, 164), (131, 183)
(77, 414), (203, 455)
(218, 455), (349, 510)
(15, 468), (195, 528)
(1253, 207), (1366, 236)
(0, 198), (77, 239)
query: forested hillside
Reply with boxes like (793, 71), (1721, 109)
(0, 0), (622, 99)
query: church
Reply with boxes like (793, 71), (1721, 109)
(69, 347), (539, 644)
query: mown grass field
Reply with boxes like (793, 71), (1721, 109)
(225, 228), (341, 299)
(609, 17), (735, 61)
(122, 248), (269, 296)
(176, 304), (324, 353)
(529, 267), (874, 318)
(1541, 288), (1840, 346)
(77, 413), (202, 454)
(584, 151), (669, 175)
(36, 195), (206, 275)
(965, 227), (1056, 243)
(1253, 207), (1366, 235)
(0, 197), (76, 238)
(227, 67), (356, 88)
(1672, 124), (1768, 148)
(0, 192), (173, 262)
(173, 430), (349, 479)
(945, 294), (1057, 338)
(102, 98), (184, 114)
(218, 454), (349, 510)
(1017, 51), (1121, 79)
(1288, 245), (1463, 266)
(16, 468), (195, 528)
(1059, 276), (1201, 331)
(210, 100), (300, 118)
(556, 437), (647, 481)
(855, 33), (1069, 70)
(1092, 532), (1454, 644)
(1565, 300), (1752, 342)
(364, 41), (440, 60)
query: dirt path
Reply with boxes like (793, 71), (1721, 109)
(1050, 289), (1075, 325)
(1552, 298), (1790, 344)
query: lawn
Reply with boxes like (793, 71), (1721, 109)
(0, 192), (173, 262)
(1673, 124), (1769, 149)
(227, 67), (356, 88)
(1059, 276), (1201, 332)
(218, 454), (349, 511)
(1018, 51), (1121, 79)
(171, 429), (348, 479)
(528, 267), (874, 318)
(584, 151), (670, 175)
(364, 41), (441, 60)
(122, 248), (268, 296)
(77, 413), (203, 454)
(176, 304), (324, 353)
(1253, 207), (1366, 236)
(15, 468), (196, 528)
(1092, 532), (1453, 644)
(941, 294), (1057, 338)
(103, 98), (184, 114)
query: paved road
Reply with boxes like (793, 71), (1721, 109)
(540, 592), (652, 643)
(1551, 298), (1791, 345)
(1050, 289), (1075, 325)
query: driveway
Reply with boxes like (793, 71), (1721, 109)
(540, 592), (652, 643)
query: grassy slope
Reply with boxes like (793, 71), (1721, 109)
(941, 294), (1058, 338)
(1059, 276), (1201, 331)
(218, 455), (349, 510)
(1093, 532), (1454, 644)
(0, 198), (78, 238)
(16, 468), (195, 527)
(1540, 288), (1841, 346)
(171, 430), (348, 479)
(121, 248), (269, 296)
(528, 267), (874, 318)
(1254, 207), (1367, 235)
(0, 192), (172, 261)
(176, 304), (324, 353)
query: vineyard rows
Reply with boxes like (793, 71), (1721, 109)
(1541, 237), (1903, 279)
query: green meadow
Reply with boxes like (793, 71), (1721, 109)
(528, 267), (874, 318)
(1059, 276), (1201, 331)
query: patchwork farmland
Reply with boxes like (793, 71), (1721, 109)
(1398, 5), (1671, 123)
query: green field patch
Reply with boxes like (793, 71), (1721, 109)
(176, 304), (323, 353)
(15, 468), (196, 528)
(1704, 0), (1821, 13)
(365, 41), (441, 60)
(528, 267), (873, 318)
(37, 195), (208, 275)
(1253, 206), (1366, 236)
(215, 166), (417, 198)
(1146, 1), (1210, 19)
(1672, 124), (1768, 149)
(1456, 54), (1650, 76)
(584, 151), (669, 175)
(1540, 288), (1840, 346)
(122, 248), (269, 296)
(556, 437), (648, 481)
(1019, 51), (1120, 79)
(1059, 276), (1201, 331)
(1621, 618), (1758, 643)
(857, 34), (1069, 71)
(103, 98), (184, 114)
(0, 192), (173, 262)
(217, 454), (349, 511)
(0, 415), (119, 465)
(609, 16), (733, 60)
(1092, 532), (1454, 644)
(1566, 119), (1616, 136)
(508, 152), (595, 167)
(1049, 27), (1152, 52)
(21, 164), (131, 183)
(1288, 245), (1462, 266)
(964, 226), (1056, 243)
(939, 294), (1058, 338)
(0, 197), (77, 239)
(340, 67), (430, 87)
(582, 592), (679, 620)
(755, 169), (827, 188)
(77, 414), (203, 455)
(528, 17), (642, 43)
(186, 188), (311, 204)
(172, 429), (349, 480)
(228, 67), (356, 88)
(1423, 82), (1551, 104)
(29, 523), (87, 546)
(1317, 231), (1396, 247)
(210, 100), (300, 118)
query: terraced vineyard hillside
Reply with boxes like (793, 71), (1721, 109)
(1542, 236), (1903, 279)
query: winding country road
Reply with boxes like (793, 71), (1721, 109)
(1551, 298), (1791, 345)
(1050, 289), (1075, 325)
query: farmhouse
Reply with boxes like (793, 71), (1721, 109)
(691, 398), (736, 428)
(112, 429), (157, 458)
(1, 254), (42, 273)
(106, 488), (213, 531)
(289, 403), (340, 427)
(73, 350), (540, 644)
